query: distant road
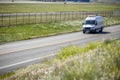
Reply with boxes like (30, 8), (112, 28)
(0, 1), (90, 4)
(0, 25), (120, 74)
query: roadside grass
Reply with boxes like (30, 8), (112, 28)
(57, 42), (100, 60)
(104, 17), (120, 26)
(0, 17), (120, 44)
(0, 3), (119, 13)
(0, 72), (15, 80)
(0, 39), (120, 80)
(0, 20), (83, 44)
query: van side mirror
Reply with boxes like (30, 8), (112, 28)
(82, 22), (84, 25)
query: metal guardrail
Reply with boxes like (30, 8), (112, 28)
(0, 11), (118, 27)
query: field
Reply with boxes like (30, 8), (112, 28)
(0, 17), (120, 44)
(0, 3), (120, 44)
(0, 39), (120, 80)
(0, 3), (120, 13)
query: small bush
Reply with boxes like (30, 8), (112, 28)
(57, 42), (100, 60)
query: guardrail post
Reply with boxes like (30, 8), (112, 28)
(1, 14), (3, 26)
(35, 13), (37, 24)
(111, 11), (113, 17)
(9, 14), (11, 26)
(64, 12), (66, 21)
(67, 12), (68, 21)
(59, 12), (61, 21)
(16, 13), (17, 25)
(46, 12), (47, 23)
(67, 12), (69, 20)
(39, 13), (41, 23)
(72, 11), (73, 20)
(50, 12), (52, 22)
(55, 12), (56, 22)
(23, 13), (24, 25)
(29, 13), (30, 24)
(41, 13), (42, 23)
(76, 12), (77, 19)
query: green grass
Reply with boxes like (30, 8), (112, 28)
(0, 17), (120, 44)
(0, 72), (15, 80)
(1, 39), (120, 80)
(57, 42), (100, 60)
(0, 20), (83, 44)
(0, 3), (119, 13)
(54, 39), (120, 80)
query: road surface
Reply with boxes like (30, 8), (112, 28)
(0, 25), (120, 74)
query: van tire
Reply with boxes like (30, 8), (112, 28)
(95, 29), (98, 33)
(99, 27), (103, 32)
(83, 30), (86, 34)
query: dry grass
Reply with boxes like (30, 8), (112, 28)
(0, 39), (120, 80)
(0, 3), (119, 13)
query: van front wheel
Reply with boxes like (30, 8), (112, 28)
(83, 30), (86, 34)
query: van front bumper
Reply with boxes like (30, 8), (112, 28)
(83, 27), (96, 32)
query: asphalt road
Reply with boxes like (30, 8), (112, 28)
(0, 25), (120, 74)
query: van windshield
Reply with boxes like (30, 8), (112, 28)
(85, 20), (95, 25)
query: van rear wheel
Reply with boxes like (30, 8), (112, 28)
(99, 27), (103, 32)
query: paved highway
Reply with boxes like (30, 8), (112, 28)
(0, 25), (120, 74)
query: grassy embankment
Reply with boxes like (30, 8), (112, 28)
(0, 3), (119, 13)
(0, 39), (120, 80)
(0, 17), (120, 44)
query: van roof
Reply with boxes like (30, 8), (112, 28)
(88, 15), (96, 17)
(86, 16), (102, 20)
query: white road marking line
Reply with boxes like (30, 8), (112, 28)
(0, 53), (57, 70)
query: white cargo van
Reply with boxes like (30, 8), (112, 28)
(82, 15), (103, 33)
